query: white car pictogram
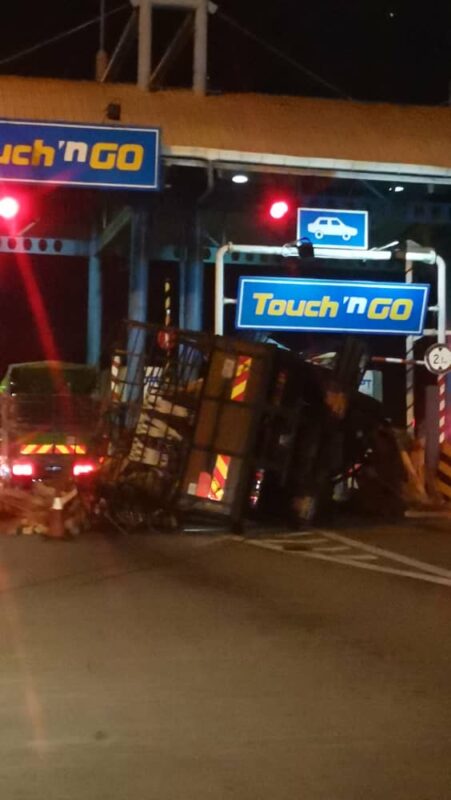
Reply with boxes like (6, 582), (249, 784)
(307, 216), (358, 241)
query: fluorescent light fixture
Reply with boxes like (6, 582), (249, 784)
(232, 174), (248, 184)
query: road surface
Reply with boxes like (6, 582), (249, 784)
(1, 517), (450, 799)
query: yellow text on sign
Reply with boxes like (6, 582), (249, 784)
(252, 293), (339, 319)
(0, 140), (145, 172)
(252, 292), (414, 322)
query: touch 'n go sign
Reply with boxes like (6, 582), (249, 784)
(0, 119), (161, 190)
(236, 277), (430, 336)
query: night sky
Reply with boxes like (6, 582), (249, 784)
(1, 0), (450, 104)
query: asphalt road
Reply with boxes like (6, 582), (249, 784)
(1, 518), (451, 799)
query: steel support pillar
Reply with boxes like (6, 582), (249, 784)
(87, 234), (102, 365)
(178, 257), (187, 329)
(137, 0), (152, 89)
(128, 209), (150, 324)
(193, 0), (207, 95)
(182, 213), (204, 330)
(126, 209), (151, 404)
(179, 258), (203, 330)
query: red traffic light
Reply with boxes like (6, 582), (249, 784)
(0, 196), (20, 219)
(269, 199), (289, 220)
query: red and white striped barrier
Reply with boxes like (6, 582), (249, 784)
(110, 354), (122, 405)
(438, 373), (446, 445)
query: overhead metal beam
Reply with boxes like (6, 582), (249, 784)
(94, 206), (132, 254)
(164, 147), (451, 185)
(0, 236), (88, 256)
(150, 244), (406, 269)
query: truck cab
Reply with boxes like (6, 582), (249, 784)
(0, 361), (100, 486)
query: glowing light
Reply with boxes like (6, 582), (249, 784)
(232, 174), (249, 184)
(269, 200), (289, 220)
(73, 462), (96, 477)
(0, 196), (20, 219)
(12, 462), (33, 477)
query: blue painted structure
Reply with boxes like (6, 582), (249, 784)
(87, 232), (102, 366)
(236, 276), (430, 336)
(0, 120), (160, 190)
(297, 208), (368, 250)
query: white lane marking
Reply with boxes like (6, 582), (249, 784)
(339, 553), (379, 561)
(183, 534), (237, 547)
(287, 537), (328, 545)
(184, 527), (230, 535)
(313, 529), (451, 580)
(295, 550), (451, 588)
(246, 539), (284, 552)
(263, 538), (327, 547)
(242, 528), (451, 587)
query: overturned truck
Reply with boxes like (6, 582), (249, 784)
(96, 321), (404, 531)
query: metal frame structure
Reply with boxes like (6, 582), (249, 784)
(132, 0), (208, 93)
(166, 148), (451, 186)
(0, 204), (150, 368)
(214, 243), (446, 341)
(214, 242), (448, 447)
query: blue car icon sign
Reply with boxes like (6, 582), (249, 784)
(307, 216), (358, 241)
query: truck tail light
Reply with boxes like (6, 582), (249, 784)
(73, 461), (96, 477)
(12, 461), (34, 477)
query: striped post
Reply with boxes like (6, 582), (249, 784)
(405, 258), (415, 435)
(372, 356), (424, 366)
(110, 354), (122, 405)
(438, 373), (446, 445)
(164, 278), (171, 327)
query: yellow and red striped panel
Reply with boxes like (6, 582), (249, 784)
(208, 454), (231, 502)
(20, 444), (52, 455)
(20, 443), (87, 456)
(230, 356), (252, 402)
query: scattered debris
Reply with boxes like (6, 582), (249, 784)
(0, 483), (88, 538)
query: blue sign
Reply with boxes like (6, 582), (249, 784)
(0, 119), (160, 190)
(297, 207), (368, 249)
(236, 277), (429, 336)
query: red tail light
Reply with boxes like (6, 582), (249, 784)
(12, 462), (34, 477)
(73, 461), (96, 477)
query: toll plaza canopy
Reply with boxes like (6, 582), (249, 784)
(0, 75), (450, 183)
(0, 74), (449, 378)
